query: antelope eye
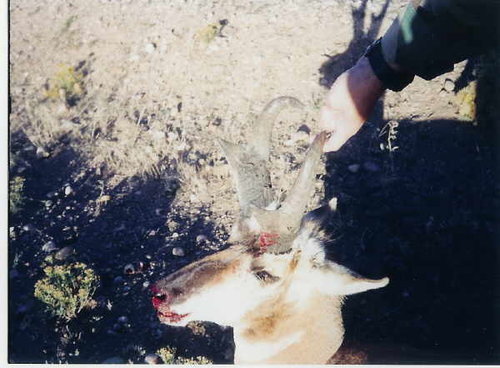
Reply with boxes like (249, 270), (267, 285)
(254, 270), (280, 283)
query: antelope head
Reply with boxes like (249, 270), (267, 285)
(152, 97), (389, 364)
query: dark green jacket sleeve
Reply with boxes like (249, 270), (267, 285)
(381, 0), (499, 80)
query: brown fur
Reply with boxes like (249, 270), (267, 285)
(235, 293), (345, 364)
(241, 296), (294, 341)
(156, 247), (245, 303)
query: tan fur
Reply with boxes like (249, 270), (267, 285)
(240, 250), (302, 342)
(236, 294), (344, 364)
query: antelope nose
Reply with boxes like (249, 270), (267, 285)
(151, 286), (169, 309)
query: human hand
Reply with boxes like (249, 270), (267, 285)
(319, 56), (385, 152)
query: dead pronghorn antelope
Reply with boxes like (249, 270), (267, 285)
(152, 97), (389, 364)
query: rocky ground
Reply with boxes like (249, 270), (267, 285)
(9, 0), (499, 364)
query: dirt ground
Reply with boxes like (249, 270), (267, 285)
(8, 0), (499, 364)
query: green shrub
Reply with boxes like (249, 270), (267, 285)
(34, 262), (99, 320)
(9, 176), (25, 214)
(45, 64), (84, 105)
(156, 346), (212, 365)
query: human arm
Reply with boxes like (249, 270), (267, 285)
(321, 0), (499, 152)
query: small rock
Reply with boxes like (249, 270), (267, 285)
(102, 357), (125, 364)
(9, 227), (16, 238)
(212, 117), (222, 126)
(138, 261), (150, 272)
(347, 164), (360, 173)
(22, 224), (35, 232)
(145, 353), (163, 364)
(167, 220), (178, 232)
(42, 240), (58, 253)
(171, 232), (179, 239)
(55, 246), (74, 261)
(123, 264), (135, 275)
(36, 147), (50, 158)
(143, 281), (150, 289)
(443, 78), (455, 93)
(145, 43), (156, 53)
(328, 197), (338, 211)
(118, 316), (129, 324)
(297, 124), (311, 135)
(46, 190), (58, 199)
(363, 161), (380, 172)
(172, 247), (185, 257)
(64, 185), (73, 196)
(196, 234), (208, 244)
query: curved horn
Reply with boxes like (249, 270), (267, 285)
(248, 96), (304, 161)
(219, 97), (304, 215)
(264, 132), (327, 254)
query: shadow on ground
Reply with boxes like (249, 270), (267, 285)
(8, 131), (233, 363)
(321, 116), (498, 363)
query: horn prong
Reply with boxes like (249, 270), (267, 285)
(279, 132), (327, 225)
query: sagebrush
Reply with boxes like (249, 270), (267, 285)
(34, 262), (99, 320)
(156, 346), (212, 364)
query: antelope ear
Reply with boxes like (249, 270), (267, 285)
(300, 197), (338, 230)
(321, 262), (389, 296)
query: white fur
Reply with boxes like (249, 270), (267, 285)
(234, 331), (303, 363)
(172, 262), (283, 326)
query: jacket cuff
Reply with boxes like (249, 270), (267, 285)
(381, 2), (455, 80)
